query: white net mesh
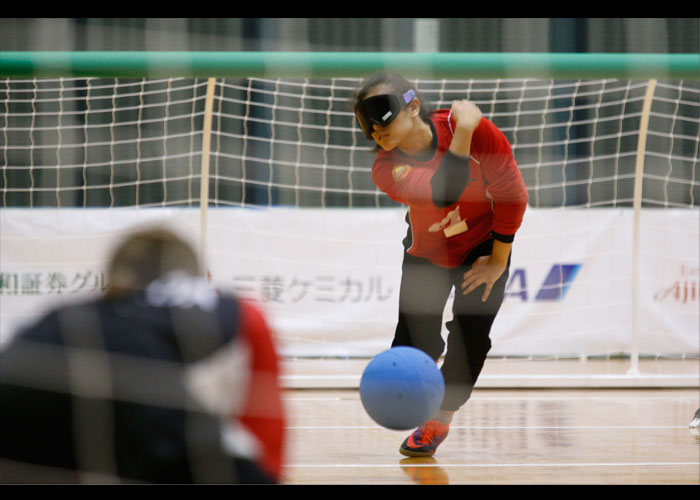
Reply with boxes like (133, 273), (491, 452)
(2, 76), (699, 384)
(3, 77), (697, 209)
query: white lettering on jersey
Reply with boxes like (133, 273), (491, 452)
(145, 271), (219, 311)
(428, 206), (469, 238)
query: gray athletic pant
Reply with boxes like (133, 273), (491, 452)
(391, 238), (510, 412)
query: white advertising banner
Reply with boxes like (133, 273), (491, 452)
(1, 207), (698, 358)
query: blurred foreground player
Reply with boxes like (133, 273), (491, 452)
(353, 72), (528, 457)
(0, 228), (285, 483)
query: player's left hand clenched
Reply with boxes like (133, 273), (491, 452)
(461, 256), (507, 302)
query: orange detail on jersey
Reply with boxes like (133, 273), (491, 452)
(392, 164), (411, 182)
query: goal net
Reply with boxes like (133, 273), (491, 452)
(2, 55), (698, 388)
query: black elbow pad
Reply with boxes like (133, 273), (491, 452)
(431, 151), (470, 207)
(491, 231), (515, 243)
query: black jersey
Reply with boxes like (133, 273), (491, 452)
(0, 275), (284, 483)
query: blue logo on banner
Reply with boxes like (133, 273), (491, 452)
(505, 264), (582, 302)
(534, 264), (582, 301)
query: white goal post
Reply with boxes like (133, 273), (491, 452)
(1, 52), (698, 388)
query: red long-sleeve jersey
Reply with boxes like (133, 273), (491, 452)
(372, 109), (529, 269)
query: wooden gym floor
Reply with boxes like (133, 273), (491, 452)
(280, 358), (700, 485)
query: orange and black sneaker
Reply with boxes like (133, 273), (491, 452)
(399, 419), (450, 457)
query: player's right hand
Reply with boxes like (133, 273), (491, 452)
(450, 100), (482, 133)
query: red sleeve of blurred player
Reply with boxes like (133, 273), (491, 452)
(236, 299), (286, 482)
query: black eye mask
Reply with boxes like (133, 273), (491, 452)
(354, 90), (416, 139)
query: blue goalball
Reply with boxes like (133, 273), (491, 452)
(359, 346), (445, 431)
